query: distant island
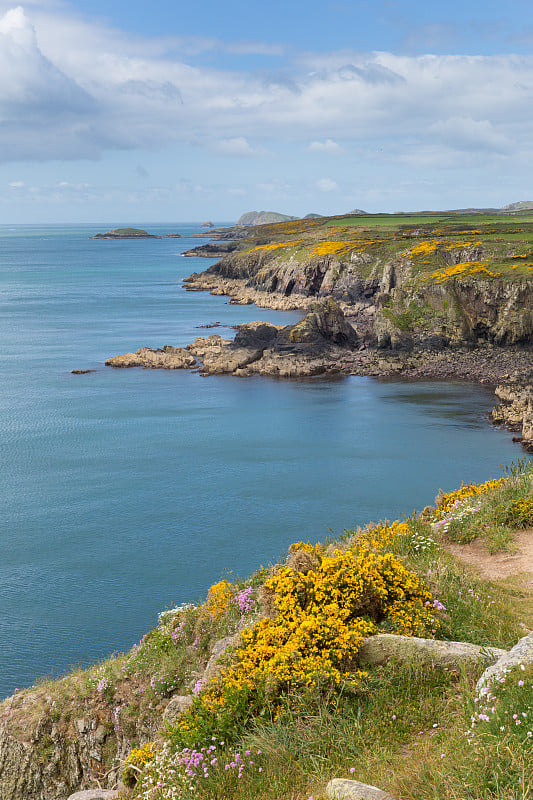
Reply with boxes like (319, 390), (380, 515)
(91, 227), (183, 239)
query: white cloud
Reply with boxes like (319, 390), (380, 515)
(428, 116), (512, 153)
(0, 3), (532, 173)
(308, 139), (343, 154)
(215, 137), (266, 157)
(316, 177), (338, 192)
(8, 180), (24, 187)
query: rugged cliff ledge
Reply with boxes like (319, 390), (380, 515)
(491, 373), (533, 451)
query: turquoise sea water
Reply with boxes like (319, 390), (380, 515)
(0, 223), (526, 699)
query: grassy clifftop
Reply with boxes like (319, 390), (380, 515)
(189, 211), (533, 348)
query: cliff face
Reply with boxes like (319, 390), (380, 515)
(491, 376), (533, 451)
(0, 682), (155, 799)
(187, 246), (533, 349)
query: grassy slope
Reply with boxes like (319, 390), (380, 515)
(12, 462), (531, 800)
(119, 460), (533, 800)
(234, 211), (533, 283)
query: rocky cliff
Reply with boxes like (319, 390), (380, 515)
(491, 373), (533, 451)
(185, 240), (533, 349)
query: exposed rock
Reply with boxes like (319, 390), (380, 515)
(202, 635), (241, 684)
(326, 778), (393, 799)
(162, 696), (193, 726)
(183, 242), (243, 258)
(476, 632), (533, 693)
(282, 298), (359, 348)
(67, 791), (120, 800)
(491, 373), (533, 451)
(188, 301), (359, 377)
(71, 370), (95, 375)
(0, 680), (157, 800)
(201, 221), (215, 228)
(105, 346), (196, 370)
(358, 633), (505, 670)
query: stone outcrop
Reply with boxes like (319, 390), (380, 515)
(326, 779), (393, 800)
(105, 301), (360, 379)
(491, 373), (533, 451)
(183, 241), (242, 258)
(358, 633), (505, 670)
(105, 346), (196, 370)
(0, 683), (158, 800)
(162, 696), (193, 726)
(476, 631), (533, 693)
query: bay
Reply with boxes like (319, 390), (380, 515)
(0, 223), (525, 698)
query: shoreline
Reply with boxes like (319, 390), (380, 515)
(106, 270), (533, 450)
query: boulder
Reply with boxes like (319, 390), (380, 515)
(162, 695), (194, 726)
(358, 633), (505, 670)
(326, 778), (393, 799)
(67, 792), (120, 800)
(281, 298), (358, 348)
(476, 631), (533, 693)
(202, 635), (240, 684)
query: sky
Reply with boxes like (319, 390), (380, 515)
(1, 0), (533, 223)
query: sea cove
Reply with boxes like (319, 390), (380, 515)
(0, 223), (525, 699)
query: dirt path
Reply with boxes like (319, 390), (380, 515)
(446, 529), (533, 585)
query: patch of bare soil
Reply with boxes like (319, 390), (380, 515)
(446, 529), (533, 586)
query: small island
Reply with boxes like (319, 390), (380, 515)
(91, 228), (182, 239)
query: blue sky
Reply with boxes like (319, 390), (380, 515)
(0, 0), (532, 223)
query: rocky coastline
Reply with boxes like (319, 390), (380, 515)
(104, 296), (533, 450)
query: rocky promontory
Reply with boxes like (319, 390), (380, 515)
(106, 300), (361, 378)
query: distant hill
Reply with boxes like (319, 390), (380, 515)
(500, 201), (533, 212)
(236, 211), (298, 226)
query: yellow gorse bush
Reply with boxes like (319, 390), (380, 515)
(427, 262), (502, 282)
(123, 742), (155, 785)
(249, 239), (304, 253)
(433, 477), (505, 519)
(177, 533), (437, 744)
(206, 580), (234, 619)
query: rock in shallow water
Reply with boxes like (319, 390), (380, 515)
(105, 346), (196, 369)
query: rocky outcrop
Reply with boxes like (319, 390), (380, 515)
(188, 301), (359, 378)
(326, 779), (393, 800)
(0, 683), (157, 800)
(105, 302), (360, 379)
(358, 633), (505, 670)
(491, 373), (533, 451)
(183, 241), (243, 258)
(105, 346), (196, 370)
(476, 632), (533, 693)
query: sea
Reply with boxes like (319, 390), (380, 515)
(0, 222), (527, 699)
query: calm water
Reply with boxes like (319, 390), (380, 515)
(0, 223), (526, 698)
